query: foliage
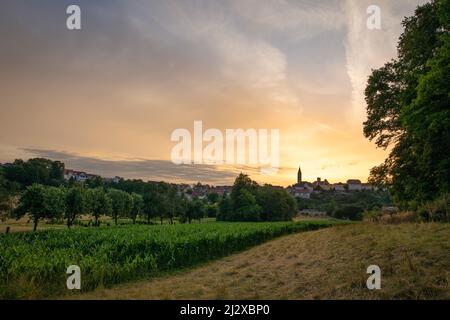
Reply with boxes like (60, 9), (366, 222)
(108, 189), (133, 225)
(15, 184), (66, 231)
(65, 186), (88, 228)
(297, 191), (392, 220)
(219, 174), (296, 222)
(3, 158), (65, 188)
(333, 206), (364, 221)
(130, 193), (144, 224)
(417, 193), (450, 222)
(206, 204), (218, 218)
(87, 188), (112, 226)
(207, 192), (220, 204)
(0, 169), (13, 220)
(184, 199), (206, 223)
(364, 0), (450, 207)
(257, 185), (297, 221)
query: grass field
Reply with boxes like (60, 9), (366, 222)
(0, 216), (216, 233)
(75, 223), (450, 300)
(0, 219), (340, 299)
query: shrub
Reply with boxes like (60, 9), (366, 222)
(417, 194), (450, 222)
(333, 206), (364, 221)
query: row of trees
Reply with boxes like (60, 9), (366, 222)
(2, 159), (299, 227)
(218, 174), (297, 222)
(14, 183), (216, 231)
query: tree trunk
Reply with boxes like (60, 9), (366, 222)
(95, 216), (99, 227)
(170, 217), (173, 224)
(147, 215), (150, 224)
(115, 216), (118, 226)
(33, 218), (38, 232)
(160, 216), (163, 225)
(67, 214), (74, 228)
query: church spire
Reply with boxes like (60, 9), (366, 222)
(297, 166), (302, 184)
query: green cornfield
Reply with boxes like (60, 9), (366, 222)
(0, 220), (337, 298)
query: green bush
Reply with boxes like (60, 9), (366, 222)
(333, 206), (364, 221)
(417, 194), (449, 222)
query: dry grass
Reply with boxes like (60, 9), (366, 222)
(0, 216), (217, 233)
(70, 223), (450, 300)
(0, 218), (66, 233)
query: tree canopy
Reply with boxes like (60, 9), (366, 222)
(218, 173), (297, 222)
(364, 0), (450, 208)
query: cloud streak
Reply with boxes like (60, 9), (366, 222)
(20, 148), (292, 186)
(344, 0), (428, 122)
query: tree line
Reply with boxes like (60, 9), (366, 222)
(1, 159), (298, 229)
(13, 183), (216, 231)
(0, 158), (217, 230)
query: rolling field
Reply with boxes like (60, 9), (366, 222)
(0, 220), (339, 299)
(76, 223), (450, 300)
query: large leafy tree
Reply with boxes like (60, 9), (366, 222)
(88, 188), (112, 226)
(130, 192), (143, 224)
(143, 190), (159, 224)
(65, 186), (88, 228)
(183, 199), (206, 223)
(219, 174), (295, 222)
(108, 189), (133, 225)
(364, 0), (449, 207)
(257, 185), (297, 221)
(15, 184), (66, 231)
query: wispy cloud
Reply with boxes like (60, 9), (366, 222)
(20, 148), (240, 185)
(20, 148), (292, 185)
(344, 0), (427, 122)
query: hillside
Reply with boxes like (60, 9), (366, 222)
(74, 223), (450, 300)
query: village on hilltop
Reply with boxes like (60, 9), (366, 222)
(286, 166), (374, 199)
(60, 165), (374, 202)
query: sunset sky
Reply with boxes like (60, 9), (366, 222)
(0, 0), (427, 186)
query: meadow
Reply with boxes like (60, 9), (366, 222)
(0, 220), (339, 299)
(76, 223), (449, 300)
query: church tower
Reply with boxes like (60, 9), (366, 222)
(297, 166), (302, 184)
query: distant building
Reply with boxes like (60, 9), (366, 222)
(64, 169), (100, 182)
(288, 165), (375, 196)
(177, 183), (232, 199)
(210, 186), (232, 197)
(361, 183), (373, 191)
(347, 179), (362, 191)
(313, 177), (332, 191)
(333, 183), (347, 192)
(290, 187), (312, 199)
(288, 176), (313, 199)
